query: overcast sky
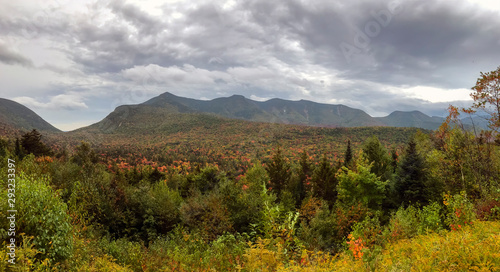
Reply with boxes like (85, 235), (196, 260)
(1, 0), (499, 131)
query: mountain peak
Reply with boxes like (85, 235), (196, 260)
(0, 98), (61, 133)
(228, 94), (246, 100)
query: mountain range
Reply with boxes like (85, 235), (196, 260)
(137, 92), (447, 130)
(0, 92), (478, 135)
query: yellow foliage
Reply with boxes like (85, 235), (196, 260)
(75, 254), (133, 272)
(272, 221), (500, 272)
(375, 221), (500, 271)
(241, 238), (283, 271)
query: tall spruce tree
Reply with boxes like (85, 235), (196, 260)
(344, 140), (353, 167)
(390, 148), (398, 174)
(311, 154), (337, 205)
(296, 150), (311, 202)
(394, 140), (428, 206)
(265, 146), (291, 198)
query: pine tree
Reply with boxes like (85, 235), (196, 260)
(311, 154), (337, 205)
(394, 140), (428, 206)
(265, 146), (291, 198)
(20, 129), (52, 157)
(390, 148), (398, 174)
(362, 136), (391, 178)
(295, 150), (311, 204)
(344, 140), (353, 167)
(0, 137), (8, 158)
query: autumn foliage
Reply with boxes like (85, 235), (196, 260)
(1, 67), (500, 271)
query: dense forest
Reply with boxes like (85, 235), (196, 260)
(1, 67), (500, 271)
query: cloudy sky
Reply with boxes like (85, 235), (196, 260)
(1, 0), (499, 131)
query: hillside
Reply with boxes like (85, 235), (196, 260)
(0, 98), (61, 134)
(141, 92), (440, 129)
(65, 103), (424, 174)
(375, 111), (445, 130)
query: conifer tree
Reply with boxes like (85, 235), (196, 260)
(311, 154), (337, 204)
(20, 129), (52, 157)
(294, 150), (311, 204)
(265, 146), (291, 198)
(14, 138), (25, 159)
(394, 140), (428, 206)
(362, 136), (391, 179)
(390, 148), (398, 174)
(344, 140), (353, 167)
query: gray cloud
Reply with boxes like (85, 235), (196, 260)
(0, 43), (33, 67)
(0, 0), (498, 130)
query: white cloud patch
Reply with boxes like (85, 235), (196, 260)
(13, 94), (88, 110)
(402, 86), (472, 103)
(121, 64), (232, 87)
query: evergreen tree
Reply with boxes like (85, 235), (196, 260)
(294, 150), (311, 205)
(344, 140), (353, 167)
(14, 138), (25, 159)
(20, 129), (52, 157)
(265, 146), (291, 198)
(394, 140), (429, 206)
(311, 154), (337, 205)
(362, 136), (391, 178)
(390, 148), (398, 174)
(0, 137), (9, 158)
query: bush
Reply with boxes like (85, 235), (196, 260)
(180, 192), (233, 240)
(299, 203), (367, 253)
(375, 221), (500, 271)
(443, 192), (476, 231)
(16, 172), (73, 262)
(100, 238), (144, 271)
(144, 229), (247, 271)
(383, 202), (444, 244)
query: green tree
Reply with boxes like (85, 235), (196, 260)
(265, 146), (291, 198)
(394, 140), (430, 206)
(20, 129), (52, 157)
(71, 141), (98, 167)
(390, 148), (398, 174)
(17, 172), (73, 261)
(311, 154), (337, 205)
(0, 137), (8, 158)
(337, 161), (387, 211)
(362, 136), (391, 179)
(295, 150), (312, 203)
(14, 137), (25, 159)
(218, 163), (273, 235)
(344, 140), (353, 167)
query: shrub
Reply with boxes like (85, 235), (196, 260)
(475, 190), (500, 220)
(100, 238), (144, 271)
(180, 192), (233, 240)
(145, 229), (246, 271)
(299, 203), (367, 253)
(384, 202), (444, 244)
(418, 201), (444, 233)
(375, 221), (500, 271)
(16, 172), (73, 262)
(443, 192), (476, 231)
